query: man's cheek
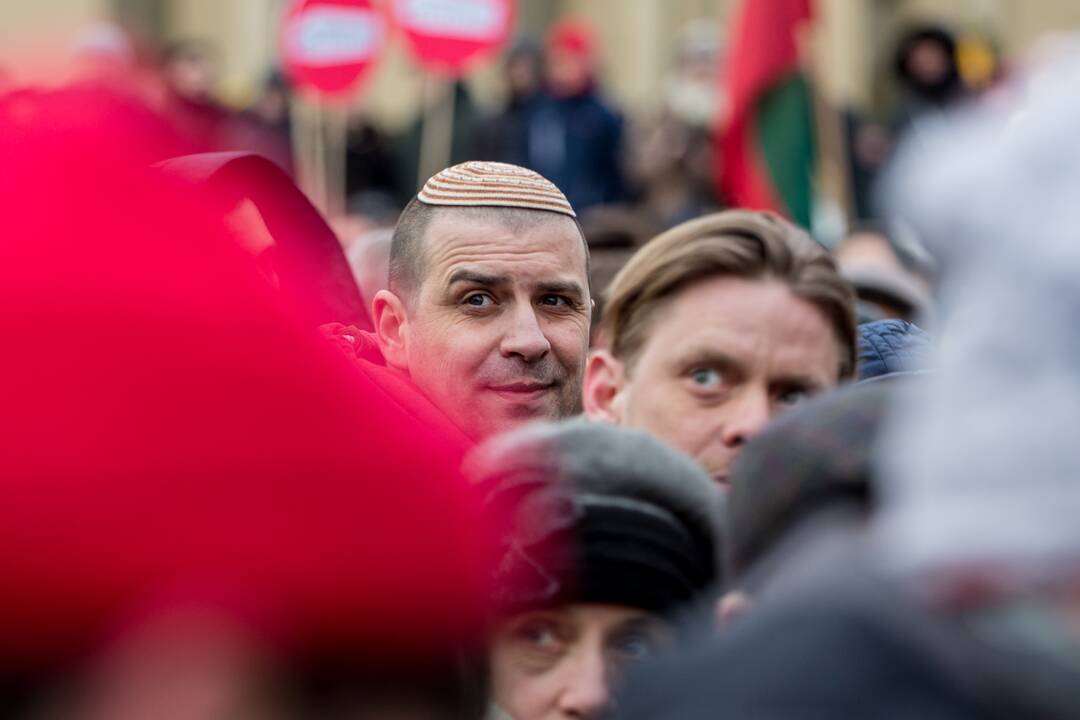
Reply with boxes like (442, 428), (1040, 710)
(636, 381), (685, 434)
(548, 319), (589, 351)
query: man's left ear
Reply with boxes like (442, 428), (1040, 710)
(582, 349), (627, 423)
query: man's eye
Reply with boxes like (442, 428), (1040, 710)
(539, 294), (570, 307)
(777, 388), (810, 406)
(515, 620), (562, 651)
(689, 367), (721, 388)
(609, 631), (658, 664)
(463, 293), (495, 307)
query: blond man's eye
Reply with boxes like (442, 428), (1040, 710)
(690, 368), (720, 387)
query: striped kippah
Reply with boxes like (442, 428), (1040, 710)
(417, 161), (576, 218)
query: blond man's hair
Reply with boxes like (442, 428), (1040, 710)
(602, 210), (857, 379)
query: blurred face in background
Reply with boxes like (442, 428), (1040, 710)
(15, 626), (465, 720)
(586, 277), (841, 487)
(506, 52), (541, 100)
(165, 49), (215, 101)
(833, 230), (905, 272)
(545, 48), (592, 98)
(253, 85), (289, 125)
(907, 38), (951, 87)
(489, 604), (668, 720)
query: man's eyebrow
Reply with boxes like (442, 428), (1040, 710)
(446, 269), (511, 287)
(535, 280), (587, 297)
(614, 615), (660, 631)
(606, 614), (666, 642)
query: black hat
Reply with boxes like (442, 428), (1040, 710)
(466, 420), (722, 617)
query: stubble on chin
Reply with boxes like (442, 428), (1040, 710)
(557, 379), (583, 417)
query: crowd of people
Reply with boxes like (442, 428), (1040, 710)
(3, 10), (1079, 720)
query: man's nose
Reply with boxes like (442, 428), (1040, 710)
(720, 385), (771, 448)
(556, 647), (611, 718)
(500, 305), (551, 362)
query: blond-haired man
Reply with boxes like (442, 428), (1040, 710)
(583, 210), (856, 487)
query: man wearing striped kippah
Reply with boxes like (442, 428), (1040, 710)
(366, 161), (591, 441)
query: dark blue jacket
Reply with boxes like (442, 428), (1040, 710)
(857, 319), (931, 382)
(526, 91), (626, 212)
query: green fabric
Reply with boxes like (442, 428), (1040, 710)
(754, 73), (816, 228)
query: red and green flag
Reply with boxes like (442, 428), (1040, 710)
(718, 0), (816, 228)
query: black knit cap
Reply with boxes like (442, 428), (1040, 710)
(466, 420), (722, 618)
(726, 379), (908, 579)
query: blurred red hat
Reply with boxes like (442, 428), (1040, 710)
(0, 87), (492, 675)
(155, 152), (373, 331)
(546, 19), (597, 60)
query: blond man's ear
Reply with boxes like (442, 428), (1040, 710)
(582, 349), (626, 423)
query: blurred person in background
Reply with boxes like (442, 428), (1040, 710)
(473, 36), (545, 167)
(584, 210), (857, 488)
(893, 25), (967, 129)
(627, 21), (723, 229)
(855, 319), (931, 383)
(69, 21), (137, 90)
(345, 111), (399, 208)
(160, 39), (230, 153)
(526, 20), (627, 214)
(348, 226), (394, 310)
(57, 22), (185, 164)
(328, 161), (591, 443)
(394, 80), (480, 205)
(833, 225), (934, 324)
(848, 25), (978, 221)
(467, 420), (722, 720)
(220, 70), (294, 174)
(0, 95), (494, 720)
(872, 43), (1080, 718)
(577, 206), (660, 344)
(331, 190), (401, 267)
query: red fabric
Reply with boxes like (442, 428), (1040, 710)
(717, 0), (813, 212)
(157, 152), (373, 331)
(321, 323), (474, 448)
(0, 88), (491, 673)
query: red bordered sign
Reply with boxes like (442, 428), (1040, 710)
(391, 0), (514, 76)
(280, 0), (386, 98)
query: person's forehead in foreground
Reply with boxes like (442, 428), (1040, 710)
(374, 162), (591, 441)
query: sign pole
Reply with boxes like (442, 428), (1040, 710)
(281, 0), (384, 211)
(392, 0), (514, 187)
(288, 92), (311, 190)
(417, 74), (456, 190)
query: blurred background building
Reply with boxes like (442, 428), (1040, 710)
(4, 0), (1080, 254)
(6, 1), (1080, 122)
